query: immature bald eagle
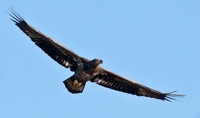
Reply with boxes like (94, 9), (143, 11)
(9, 8), (183, 101)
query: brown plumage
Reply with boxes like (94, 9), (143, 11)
(9, 8), (184, 101)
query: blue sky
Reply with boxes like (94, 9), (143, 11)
(0, 0), (200, 118)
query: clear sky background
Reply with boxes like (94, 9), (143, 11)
(0, 0), (200, 118)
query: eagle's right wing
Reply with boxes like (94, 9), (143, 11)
(9, 8), (88, 71)
(91, 68), (183, 101)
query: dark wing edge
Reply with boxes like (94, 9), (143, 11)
(91, 69), (184, 101)
(8, 7), (88, 71)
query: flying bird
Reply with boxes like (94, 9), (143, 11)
(9, 8), (183, 101)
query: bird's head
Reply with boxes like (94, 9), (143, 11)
(90, 59), (103, 67)
(92, 58), (103, 64)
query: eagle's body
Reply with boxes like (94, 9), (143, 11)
(9, 8), (183, 101)
(64, 59), (103, 93)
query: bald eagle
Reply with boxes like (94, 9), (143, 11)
(9, 8), (183, 101)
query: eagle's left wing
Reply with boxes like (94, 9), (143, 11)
(91, 69), (183, 101)
(9, 8), (89, 71)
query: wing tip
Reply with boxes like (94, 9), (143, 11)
(8, 7), (25, 24)
(163, 90), (185, 102)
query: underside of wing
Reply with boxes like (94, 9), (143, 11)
(9, 8), (88, 71)
(91, 69), (183, 101)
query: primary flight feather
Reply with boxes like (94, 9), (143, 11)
(9, 8), (183, 101)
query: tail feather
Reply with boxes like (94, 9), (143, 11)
(63, 78), (86, 93)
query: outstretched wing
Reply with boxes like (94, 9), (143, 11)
(91, 69), (183, 101)
(9, 8), (88, 71)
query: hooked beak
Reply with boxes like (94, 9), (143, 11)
(100, 60), (103, 64)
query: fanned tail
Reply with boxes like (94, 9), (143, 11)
(63, 76), (86, 93)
